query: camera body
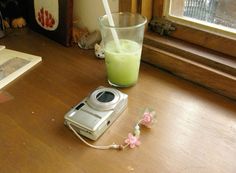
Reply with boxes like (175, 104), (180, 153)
(64, 86), (128, 140)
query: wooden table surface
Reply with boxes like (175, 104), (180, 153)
(1, 29), (236, 173)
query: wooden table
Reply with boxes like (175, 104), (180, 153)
(1, 29), (236, 173)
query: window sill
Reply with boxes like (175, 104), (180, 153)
(142, 31), (236, 100)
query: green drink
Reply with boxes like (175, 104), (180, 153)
(99, 12), (147, 87)
(105, 39), (142, 87)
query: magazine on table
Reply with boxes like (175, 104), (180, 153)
(0, 46), (42, 89)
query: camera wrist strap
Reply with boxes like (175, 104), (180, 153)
(68, 108), (156, 150)
(68, 123), (121, 150)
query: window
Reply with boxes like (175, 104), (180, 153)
(168, 0), (236, 39)
(119, 0), (236, 100)
(164, 0), (236, 57)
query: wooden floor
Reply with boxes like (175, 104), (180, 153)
(0, 28), (236, 173)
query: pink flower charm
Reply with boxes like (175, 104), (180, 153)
(140, 109), (156, 128)
(124, 133), (141, 148)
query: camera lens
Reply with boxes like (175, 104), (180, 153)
(87, 87), (121, 111)
(96, 91), (115, 103)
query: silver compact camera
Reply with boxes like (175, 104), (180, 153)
(64, 86), (128, 140)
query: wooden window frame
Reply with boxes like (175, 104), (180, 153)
(119, 0), (236, 100)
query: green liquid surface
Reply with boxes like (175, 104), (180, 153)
(105, 39), (141, 87)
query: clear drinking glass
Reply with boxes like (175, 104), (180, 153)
(99, 12), (147, 87)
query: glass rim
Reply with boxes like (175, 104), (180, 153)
(99, 12), (147, 29)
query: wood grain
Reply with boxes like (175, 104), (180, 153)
(171, 23), (236, 58)
(144, 32), (236, 77)
(143, 32), (236, 100)
(142, 43), (236, 100)
(0, 28), (236, 173)
(153, 0), (164, 17)
(140, 0), (153, 22)
(119, 0), (132, 12)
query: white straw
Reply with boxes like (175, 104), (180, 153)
(102, 0), (121, 51)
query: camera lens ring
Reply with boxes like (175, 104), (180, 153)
(96, 91), (115, 103)
(87, 87), (120, 111)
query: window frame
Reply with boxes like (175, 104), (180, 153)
(119, 0), (236, 57)
(119, 0), (236, 100)
(165, 0), (236, 40)
(155, 0), (236, 57)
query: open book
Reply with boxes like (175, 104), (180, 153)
(0, 46), (42, 89)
